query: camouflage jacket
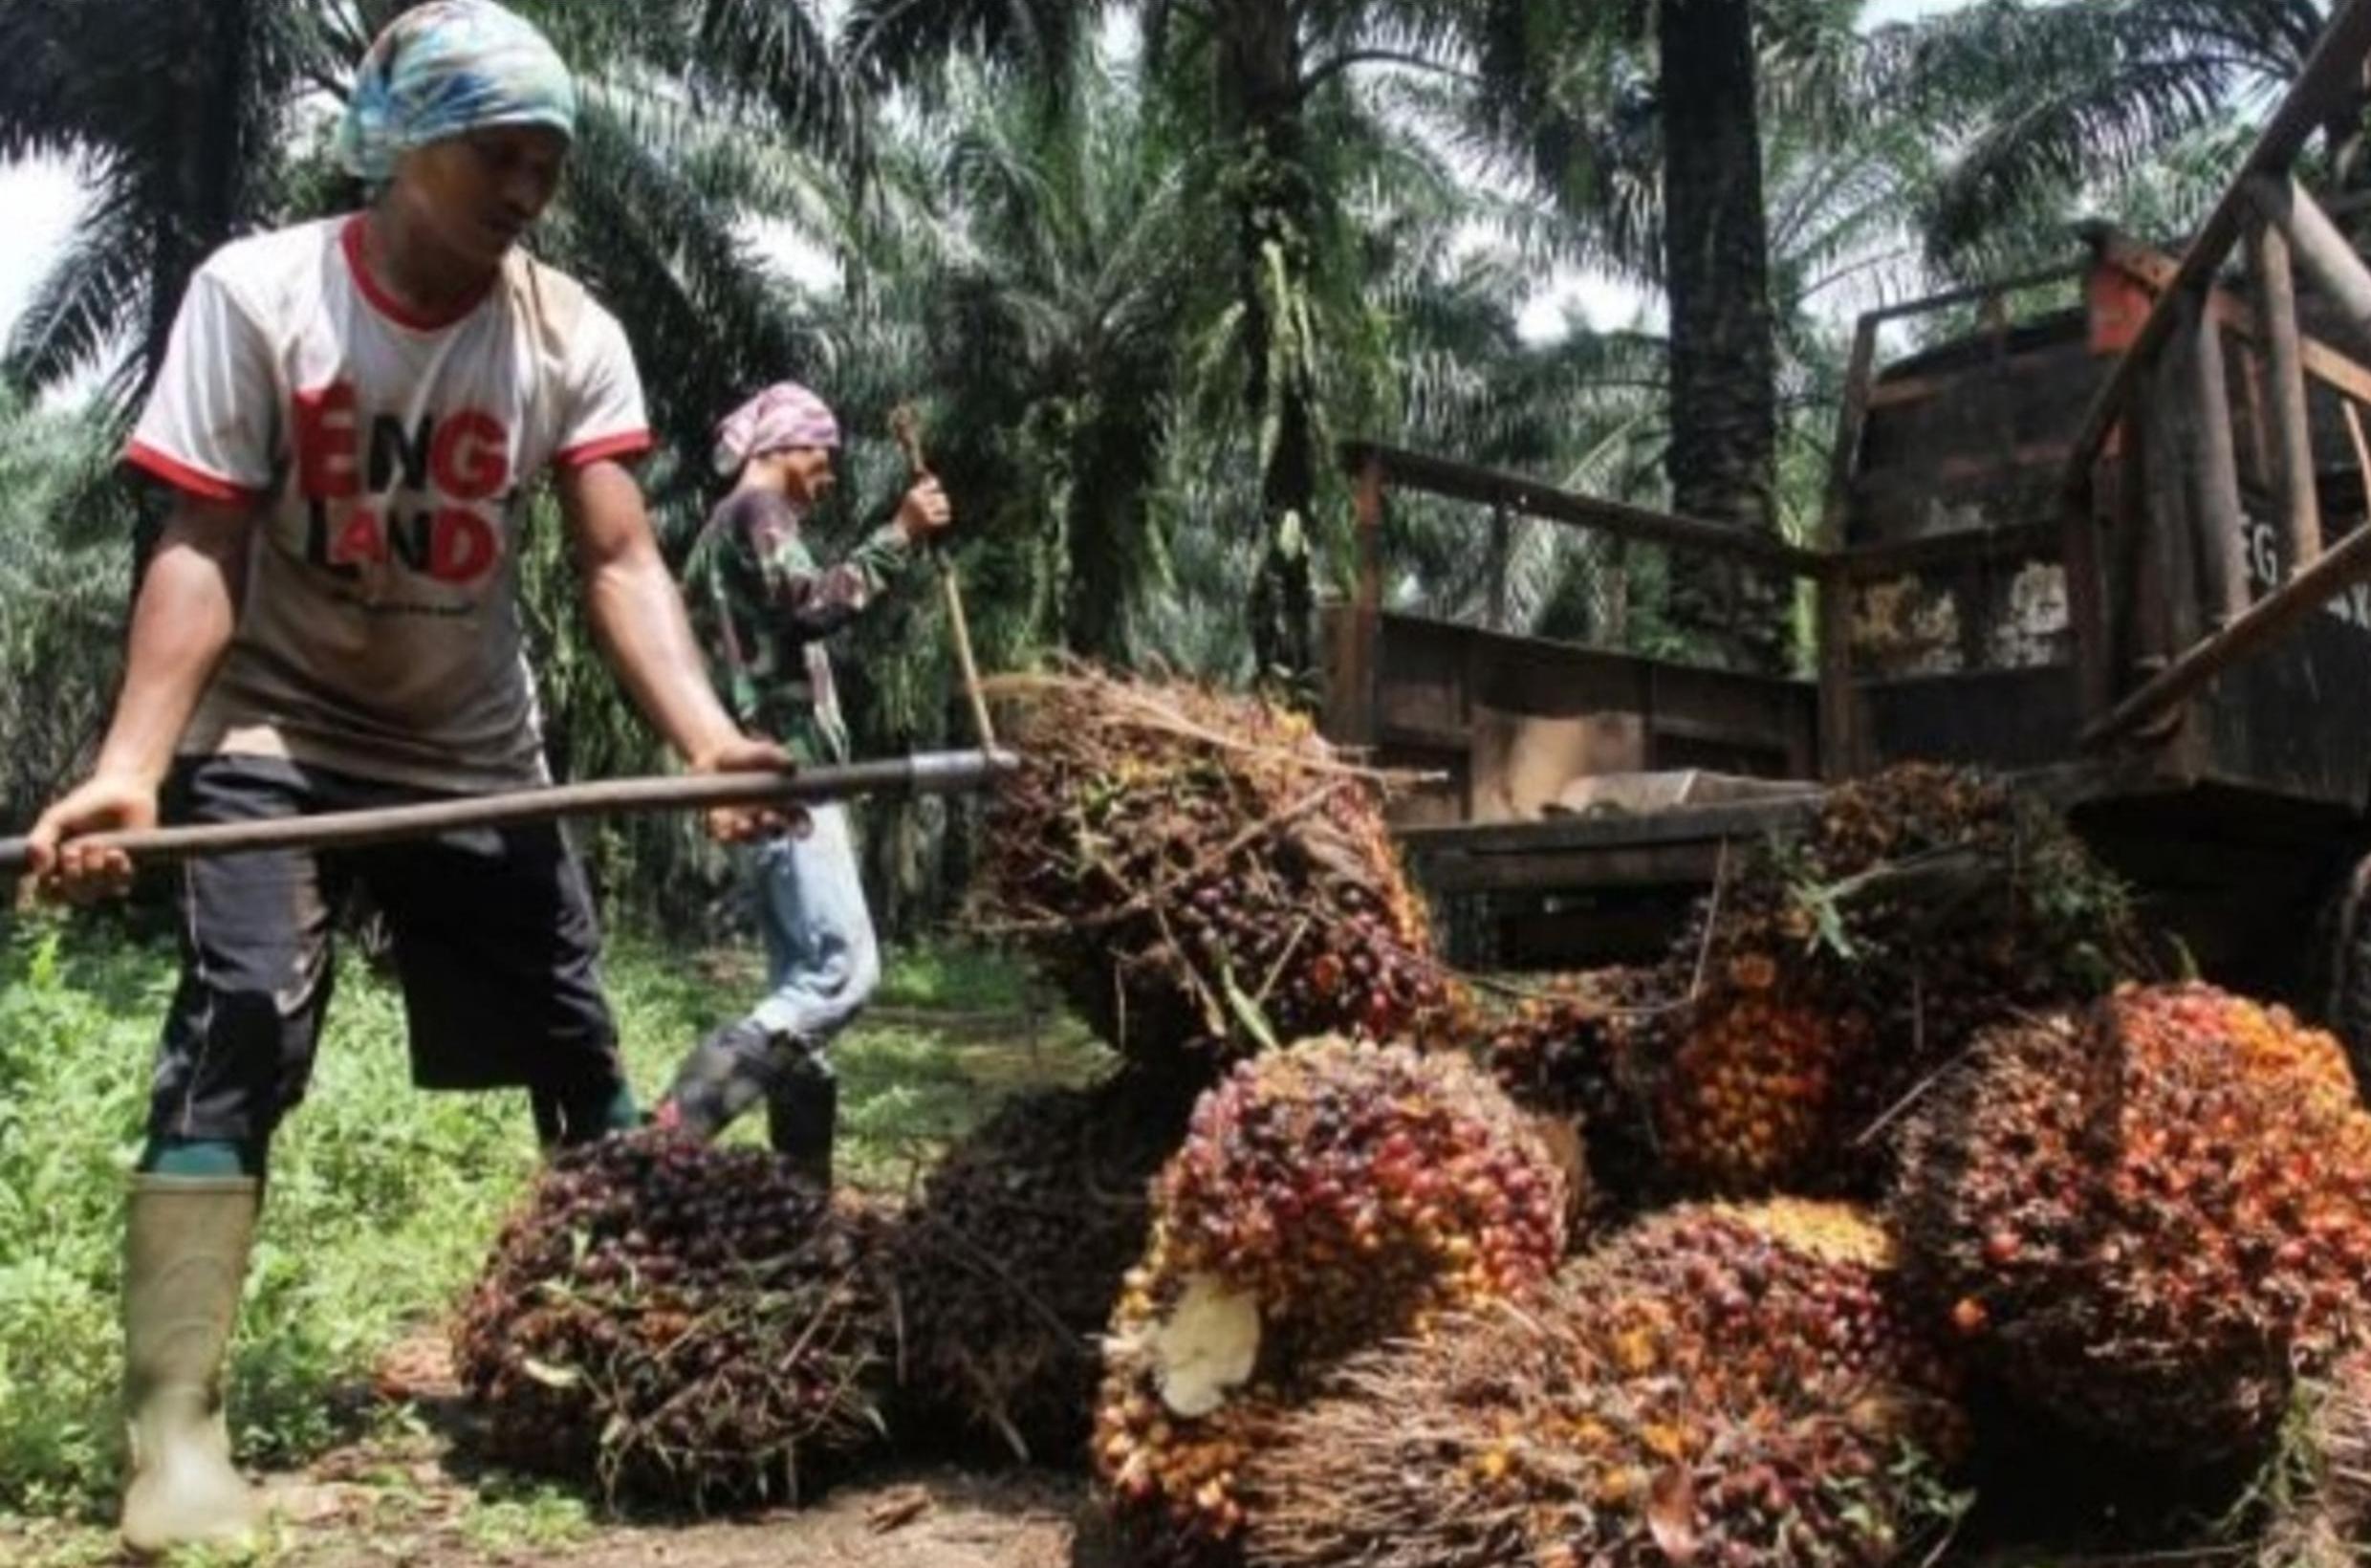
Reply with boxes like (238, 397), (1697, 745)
(682, 488), (913, 765)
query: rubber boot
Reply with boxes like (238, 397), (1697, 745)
(659, 1018), (776, 1142)
(120, 1175), (262, 1557)
(764, 1051), (837, 1188)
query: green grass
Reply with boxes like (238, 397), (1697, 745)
(0, 913), (1100, 1530)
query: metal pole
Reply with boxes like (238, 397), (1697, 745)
(0, 750), (1017, 877)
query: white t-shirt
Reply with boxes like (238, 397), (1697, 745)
(127, 214), (652, 793)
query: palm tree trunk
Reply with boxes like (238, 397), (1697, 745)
(1225, 0), (1321, 691)
(132, 0), (256, 597)
(1659, 0), (1787, 674)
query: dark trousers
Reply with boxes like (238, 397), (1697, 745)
(148, 755), (624, 1148)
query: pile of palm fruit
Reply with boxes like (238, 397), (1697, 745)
(1243, 1201), (1968, 1568)
(1483, 967), (1664, 1213)
(1490, 764), (2143, 1202)
(450, 1129), (894, 1506)
(445, 700), (2371, 1568)
(1894, 983), (2371, 1461)
(972, 669), (1453, 1068)
(1093, 1038), (1569, 1557)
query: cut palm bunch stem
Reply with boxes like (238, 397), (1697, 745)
(2249, 1350), (2371, 1567)
(1092, 1039), (1568, 1560)
(1240, 1200), (1969, 1568)
(0, 750), (1013, 874)
(972, 666), (1457, 1076)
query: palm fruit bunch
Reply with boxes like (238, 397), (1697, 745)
(974, 668), (1450, 1072)
(451, 1129), (894, 1506)
(1654, 959), (1878, 1195)
(890, 1071), (1197, 1463)
(1482, 968), (1667, 1215)
(1893, 983), (2371, 1460)
(1094, 1038), (1568, 1557)
(2252, 1351), (2371, 1567)
(1652, 763), (2139, 1196)
(1240, 1199), (1967, 1568)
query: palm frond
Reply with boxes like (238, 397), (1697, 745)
(2, 185), (146, 398)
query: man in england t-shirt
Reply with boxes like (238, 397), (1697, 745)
(19, 4), (789, 1555)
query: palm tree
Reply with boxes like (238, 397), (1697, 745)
(849, 0), (1498, 691)
(0, 0), (329, 408)
(1865, 0), (2348, 276)
(0, 393), (130, 829)
(1457, 0), (1882, 672)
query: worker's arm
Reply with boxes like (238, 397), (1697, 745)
(556, 458), (794, 839)
(763, 478), (953, 636)
(23, 498), (254, 901)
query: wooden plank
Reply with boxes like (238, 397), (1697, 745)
(1859, 262), (2086, 327)
(2060, 0), (2371, 496)
(2082, 504), (2371, 747)
(1397, 793), (1825, 856)
(1866, 364), (1984, 411)
(1817, 558), (1858, 781)
(2346, 399), (2371, 500)
(2248, 173), (2371, 353)
(2116, 391), (2172, 677)
(1838, 520), (2061, 580)
(2151, 339), (2207, 658)
(1485, 500), (1512, 632)
(1824, 314), (1882, 539)
(2062, 479), (2113, 720)
(1338, 442), (1826, 576)
(2251, 216), (2324, 569)
(2186, 299), (2251, 625)
(1411, 841), (1732, 894)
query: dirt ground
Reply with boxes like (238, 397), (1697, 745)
(256, 1459), (1097, 1568)
(1, 1334), (1116, 1568)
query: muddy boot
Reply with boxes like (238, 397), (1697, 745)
(765, 1051), (837, 1188)
(659, 1018), (776, 1142)
(120, 1176), (262, 1557)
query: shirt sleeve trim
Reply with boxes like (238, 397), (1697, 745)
(553, 430), (655, 470)
(123, 441), (267, 506)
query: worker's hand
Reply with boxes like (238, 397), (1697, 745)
(18, 771), (159, 906)
(896, 477), (953, 545)
(691, 735), (810, 844)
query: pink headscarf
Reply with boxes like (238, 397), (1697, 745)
(712, 381), (841, 475)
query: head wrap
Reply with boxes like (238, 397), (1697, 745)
(713, 381), (842, 475)
(335, 1), (577, 184)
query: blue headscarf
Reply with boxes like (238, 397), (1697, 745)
(335, 1), (577, 184)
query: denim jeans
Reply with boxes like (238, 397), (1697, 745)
(742, 804), (881, 1049)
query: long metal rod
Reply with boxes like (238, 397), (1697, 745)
(2081, 523), (2371, 748)
(0, 750), (1016, 876)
